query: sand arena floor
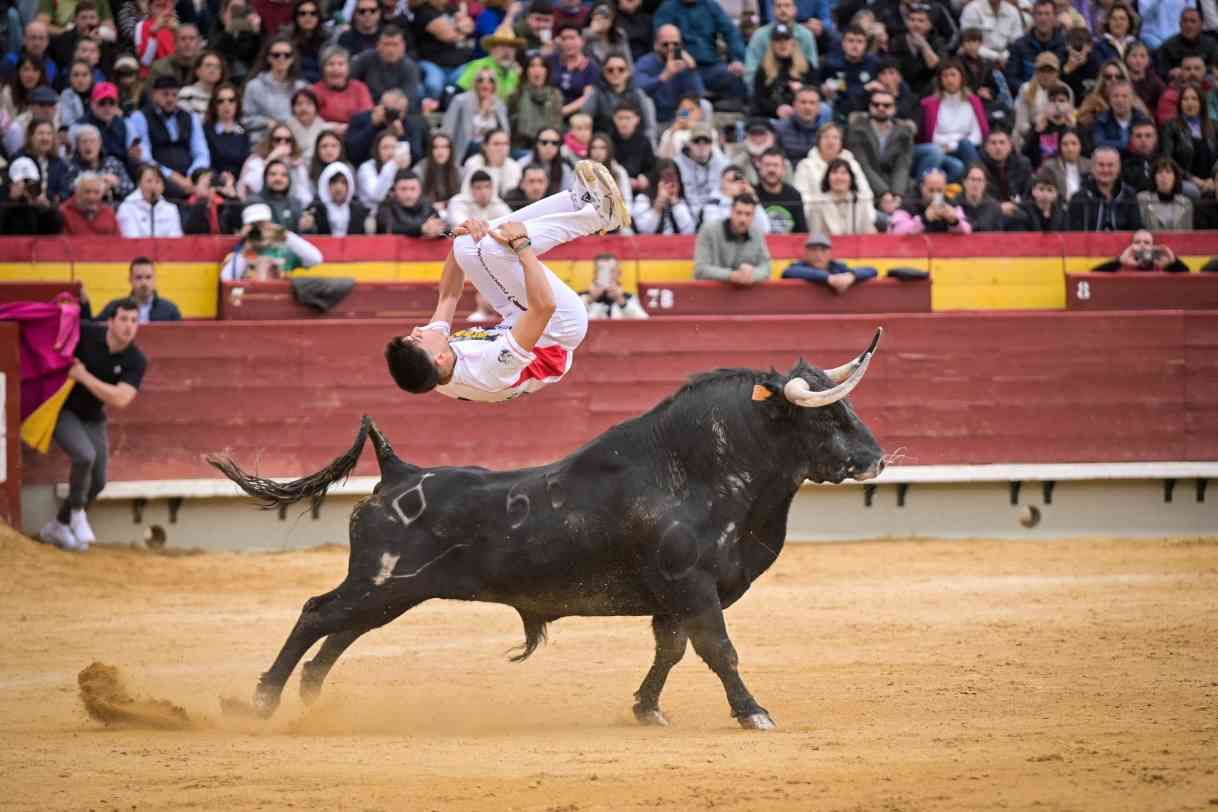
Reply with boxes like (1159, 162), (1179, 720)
(1, 525), (1216, 811)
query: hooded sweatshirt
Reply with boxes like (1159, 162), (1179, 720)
(316, 162), (372, 236)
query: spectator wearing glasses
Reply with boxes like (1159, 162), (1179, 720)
(442, 68), (510, 163)
(351, 25), (426, 114)
(1137, 157), (1195, 230)
(635, 25), (706, 124)
(1075, 60), (1134, 129)
(652, 0), (748, 103)
(289, 0), (327, 83)
(126, 75), (211, 199)
(338, 0), (383, 58)
(519, 127), (573, 194)
(313, 47), (375, 128)
(848, 90), (914, 221)
(203, 82), (251, 183)
(510, 52), (565, 151)
(458, 26), (526, 100)
(74, 82), (127, 167)
(674, 122), (731, 220)
(583, 54), (657, 146)
(412, 0), (476, 102)
(240, 123), (314, 210)
(1061, 26), (1102, 106)
(242, 34), (308, 144)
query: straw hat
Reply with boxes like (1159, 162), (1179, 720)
(481, 23), (526, 50)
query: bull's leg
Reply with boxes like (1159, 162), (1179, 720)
(685, 608), (775, 730)
(299, 628), (369, 705)
(632, 614), (688, 726)
(254, 583), (364, 718)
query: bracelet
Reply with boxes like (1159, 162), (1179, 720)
(510, 237), (532, 253)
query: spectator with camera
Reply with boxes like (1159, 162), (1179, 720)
(0, 156), (64, 235)
(635, 25), (706, 125)
(1137, 157), (1195, 230)
(891, 168), (973, 234)
(631, 160), (696, 234)
(652, 0), (748, 104)
(1091, 229), (1189, 271)
(693, 194), (772, 286)
(346, 88), (430, 168)
(376, 170), (448, 237)
(221, 202), (323, 281)
(702, 165), (773, 231)
(581, 253), (649, 319)
(117, 162), (183, 237)
(1066, 145), (1144, 230)
(357, 130), (412, 211)
(311, 162), (374, 236)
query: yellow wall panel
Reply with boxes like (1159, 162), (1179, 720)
(0, 263), (73, 281)
(931, 257), (1065, 310)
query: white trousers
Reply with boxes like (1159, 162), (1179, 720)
(451, 192), (600, 351)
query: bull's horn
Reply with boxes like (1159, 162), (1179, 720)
(822, 328), (884, 384)
(784, 328), (882, 408)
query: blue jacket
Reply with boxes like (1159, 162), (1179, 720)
(653, 0), (746, 66)
(782, 258), (878, 284)
(1005, 30), (1067, 88)
(1091, 108), (1152, 152)
(635, 52), (707, 123)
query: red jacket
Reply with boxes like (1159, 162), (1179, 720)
(918, 94), (991, 146)
(311, 79), (375, 124)
(60, 196), (120, 236)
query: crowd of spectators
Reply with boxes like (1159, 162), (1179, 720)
(0, 0), (1216, 246)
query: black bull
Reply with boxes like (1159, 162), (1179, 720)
(210, 330), (886, 729)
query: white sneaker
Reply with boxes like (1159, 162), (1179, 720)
(571, 160), (631, 233)
(40, 519), (85, 552)
(69, 509), (96, 546)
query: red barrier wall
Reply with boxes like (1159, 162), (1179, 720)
(18, 311), (1218, 487)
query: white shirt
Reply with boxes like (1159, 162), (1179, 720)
(435, 326), (574, 403)
(933, 94), (983, 151)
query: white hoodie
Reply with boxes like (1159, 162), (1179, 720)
(318, 162), (363, 236)
(116, 189), (183, 238)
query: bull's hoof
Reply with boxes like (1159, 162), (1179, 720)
(299, 663), (324, 705)
(633, 704), (670, 726)
(738, 712), (777, 731)
(253, 680), (281, 719)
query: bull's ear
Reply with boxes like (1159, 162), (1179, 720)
(751, 380), (783, 402)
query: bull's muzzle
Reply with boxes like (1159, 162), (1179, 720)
(852, 459), (885, 482)
(784, 328), (883, 408)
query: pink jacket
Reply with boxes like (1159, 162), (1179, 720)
(889, 205), (973, 235)
(0, 296), (81, 419)
(918, 94), (991, 145)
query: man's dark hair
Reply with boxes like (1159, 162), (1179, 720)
(129, 256), (154, 272)
(110, 296), (140, 315)
(394, 169), (419, 183)
(844, 24), (867, 38)
(1033, 0), (1055, 9)
(470, 169), (493, 185)
(613, 100), (641, 116)
(75, 0), (99, 15)
(1131, 120), (1156, 134)
(385, 338), (440, 393)
(555, 22), (582, 37)
(523, 163), (548, 177)
(379, 23), (406, 40)
(732, 192), (758, 207)
(960, 26), (983, 42)
(760, 146), (787, 161)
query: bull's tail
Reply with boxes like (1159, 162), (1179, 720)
(508, 610), (550, 663)
(208, 416), (372, 513)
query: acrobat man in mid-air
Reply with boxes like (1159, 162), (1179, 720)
(385, 160), (630, 403)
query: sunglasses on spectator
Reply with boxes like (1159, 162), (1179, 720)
(269, 51), (293, 59)
(476, 76), (495, 83)
(1102, 71), (1120, 78)
(538, 138), (561, 145)
(97, 98), (118, 106)
(604, 65), (627, 73)
(356, 6), (378, 13)
(273, 135), (294, 143)
(691, 136), (711, 144)
(297, 7), (319, 15)
(217, 95), (237, 103)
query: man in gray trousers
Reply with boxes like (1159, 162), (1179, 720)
(40, 299), (147, 552)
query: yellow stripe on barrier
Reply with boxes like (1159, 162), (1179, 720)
(931, 257), (1066, 311)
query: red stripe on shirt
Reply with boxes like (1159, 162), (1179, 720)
(513, 344), (570, 386)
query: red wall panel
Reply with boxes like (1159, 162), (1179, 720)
(18, 311), (1218, 487)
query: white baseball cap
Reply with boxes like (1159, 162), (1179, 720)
(242, 203), (273, 226)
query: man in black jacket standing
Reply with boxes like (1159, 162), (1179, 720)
(94, 258), (182, 322)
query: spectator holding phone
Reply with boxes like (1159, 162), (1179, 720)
(221, 203), (322, 281)
(581, 253), (649, 319)
(1091, 229), (1189, 271)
